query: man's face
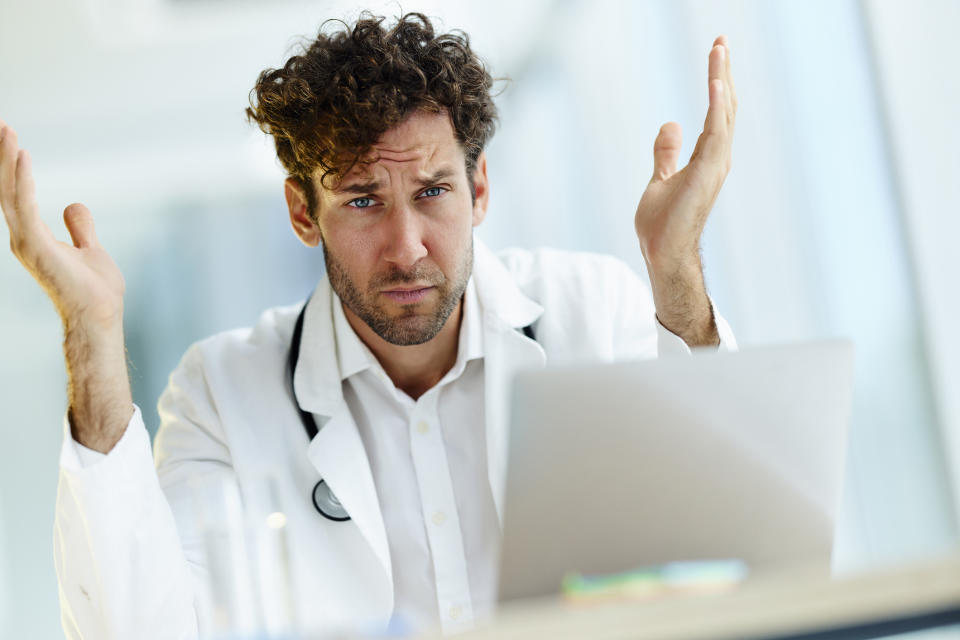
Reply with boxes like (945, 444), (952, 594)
(309, 110), (487, 346)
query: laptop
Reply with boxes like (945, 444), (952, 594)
(497, 340), (854, 602)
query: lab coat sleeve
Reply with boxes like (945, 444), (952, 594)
(70, 436), (108, 467)
(54, 405), (200, 640)
(54, 343), (234, 640)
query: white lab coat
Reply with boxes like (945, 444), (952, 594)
(54, 240), (735, 639)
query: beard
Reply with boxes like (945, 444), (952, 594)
(322, 238), (473, 346)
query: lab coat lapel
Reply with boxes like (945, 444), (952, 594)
(293, 280), (393, 586)
(307, 409), (392, 582)
(473, 241), (547, 527)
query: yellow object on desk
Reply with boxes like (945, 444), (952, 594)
(561, 559), (749, 605)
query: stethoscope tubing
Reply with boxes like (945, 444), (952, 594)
(289, 301), (351, 522)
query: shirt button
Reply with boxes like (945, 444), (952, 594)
(449, 605), (462, 620)
(416, 421), (430, 434)
(432, 511), (447, 526)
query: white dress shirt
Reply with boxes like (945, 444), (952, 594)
(334, 277), (497, 634)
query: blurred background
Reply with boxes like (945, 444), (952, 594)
(0, 0), (958, 637)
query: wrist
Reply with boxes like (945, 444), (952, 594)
(656, 307), (719, 348)
(647, 259), (719, 348)
(646, 256), (703, 301)
(642, 240), (701, 277)
(61, 299), (125, 335)
(63, 311), (133, 454)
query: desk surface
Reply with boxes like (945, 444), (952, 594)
(420, 554), (960, 640)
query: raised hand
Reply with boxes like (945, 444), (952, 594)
(1, 124), (125, 327)
(1, 121), (133, 452)
(634, 36), (737, 347)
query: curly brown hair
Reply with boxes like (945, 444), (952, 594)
(246, 12), (499, 218)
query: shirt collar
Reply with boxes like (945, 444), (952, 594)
(443, 275), (484, 383)
(332, 291), (377, 381)
(459, 276), (484, 363)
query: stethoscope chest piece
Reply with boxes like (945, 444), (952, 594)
(312, 479), (351, 521)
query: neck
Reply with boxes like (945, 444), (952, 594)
(343, 301), (463, 400)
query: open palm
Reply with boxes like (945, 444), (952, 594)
(635, 36), (737, 271)
(1, 122), (125, 329)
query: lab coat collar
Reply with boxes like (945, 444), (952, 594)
(472, 238), (544, 331)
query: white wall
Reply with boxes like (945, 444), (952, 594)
(0, 490), (6, 633)
(863, 0), (960, 534)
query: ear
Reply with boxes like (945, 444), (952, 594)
(285, 178), (322, 248)
(470, 151), (489, 227)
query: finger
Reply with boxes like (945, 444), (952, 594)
(14, 149), (52, 238)
(708, 38), (734, 127)
(690, 81), (727, 166)
(0, 125), (18, 219)
(717, 35), (738, 126)
(14, 150), (40, 223)
(9, 150), (56, 260)
(708, 42), (725, 96)
(691, 46), (729, 164)
(707, 44), (727, 135)
(652, 122), (682, 181)
(63, 203), (100, 249)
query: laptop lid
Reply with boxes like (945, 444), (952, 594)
(497, 340), (854, 602)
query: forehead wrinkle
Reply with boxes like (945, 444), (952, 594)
(364, 141), (451, 179)
(330, 114), (461, 193)
(373, 142), (438, 165)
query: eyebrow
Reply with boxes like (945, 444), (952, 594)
(414, 168), (456, 187)
(336, 167), (457, 195)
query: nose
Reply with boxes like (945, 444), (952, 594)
(382, 203), (428, 270)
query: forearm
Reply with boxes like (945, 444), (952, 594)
(647, 256), (719, 348)
(64, 314), (134, 453)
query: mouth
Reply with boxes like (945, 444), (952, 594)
(381, 286), (435, 304)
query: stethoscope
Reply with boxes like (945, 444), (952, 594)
(288, 299), (537, 522)
(288, 302), (351, 522)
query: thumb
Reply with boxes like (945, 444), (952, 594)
(651, 122), (682, 182)
(63, 203), (99, 249)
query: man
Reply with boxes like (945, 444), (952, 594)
(0, 12), (737, 639)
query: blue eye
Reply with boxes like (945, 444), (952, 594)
(420, 186), (444, 198)
(348, 197), (375, 209)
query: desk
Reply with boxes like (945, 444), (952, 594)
(421, 554), (960, 639)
